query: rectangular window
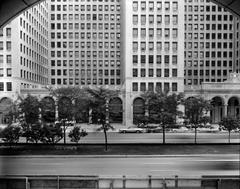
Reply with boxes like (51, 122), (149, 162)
(133, 82), (138, 91)
(141, 55), (145, 64)
(133, 55), (138, 64)
(164, 83), (170, 92)
(172, 83), (178, 92)
(156, 69), (161, 77)
(140, 83), (146, 92)
(0, 82), (3, 91)
(148, 83), (154, 91)
(172, 69), (177, 77)
(149, 69), (153, 77)
(133, 69), (138, 77)
(156, 82), (162, 92)
(6, 82), (12, 91)
(164, 69), (169, 77)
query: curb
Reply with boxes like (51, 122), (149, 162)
(1, 154), (239, 158)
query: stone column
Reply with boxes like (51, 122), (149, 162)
(145, 99), (149, 117)
(55, 99), (59, 121)
(224, 104), (228, 117)
(72, 99), (76, 123)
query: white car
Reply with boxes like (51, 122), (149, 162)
(119, 126), (145, 133)
(172, 126), (189, 133)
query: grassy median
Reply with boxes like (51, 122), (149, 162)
(0, 143), (239, 155)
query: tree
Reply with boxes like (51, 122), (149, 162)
(21, 123), (42, 143)
(40, 97), (55, 123)
(142, 91), (184, 144)
(68, 126), (88, 143)
(184, 96), (212, 143)
(85, 87), (119, 151)
(40, 124), (63, 143)
(49, 86), (86, 121)
(0, 125), (22, 143)
(219, 116), (239, 143)
(19, 95), (40, 125)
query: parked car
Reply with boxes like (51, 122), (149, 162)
(172, 126), (189, 133)
(119, 126), (145, 133)
(146, 126), (162, 133)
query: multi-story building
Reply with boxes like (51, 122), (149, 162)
(49, 0), (121, 87)
(0, 2), (49, 124)
(121, 0), (185, 124)
(184, 0), (240, 124)
(184, 0), (237, 87)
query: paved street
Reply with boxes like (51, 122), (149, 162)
(70, 132), (240, 144)
(0, 154), (239, 177)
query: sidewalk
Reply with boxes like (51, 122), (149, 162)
(75, 123), (128, 132)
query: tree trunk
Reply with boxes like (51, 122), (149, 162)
(228, 131), (231, 143)
(162, 125), (165, 144)
(103, 124), (108, 151)
(194, 126), (197, 144)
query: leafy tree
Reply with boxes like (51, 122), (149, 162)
(40, 97), (55, 123)
(0, 125), (22, 143)
(184, 96), (212, 143)
(21, 123), (42, 143)
(49, 86), (87, 122)
(40, 124), (63, 144)
(19, 95), (40, 125)
(142, 91), (184, 144)
(68, 126), (88, 143)
(219, 116), (239, 143)
(85, 87), (119, 151)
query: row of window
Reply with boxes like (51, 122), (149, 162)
(20, 31), (48, 52)
(0, 55), (12, 65)
(0, 82), (12, 91)
(51, 13), (120, 21)
(185, 78), (228, 85)
(185, 42), (233, 49)
(133, 28), (178, 38)
(185, 60), (232, 67)
(132, 55), (178, 65)
(132, 68), (178, 78)
(51, 32), (120, 40)
(0, 28), (11, 38)
(20, 57), (48, 74)
(132, 1), (178, 12)
(51, 51), (121, 58)
(0, 41), (11, 51)
(133, 41), (178, 52)
(20, 44), (48, 66)
(185, 32), (233, 40)
(51, 41), (120, 49)
(185, 51), (233, 58)
(51, 3), (120, 12)
(186, 24), (233, 31)
(51, 78), (121, 85)
(50, 22), (121, 30)
(20, 70), (48, 84)
(0, 68), (12, 77)
(133, 15), (178, 25)
(20, 16), (48, 37)
(185, 69), (229, 76)
(132, 82), (178, 92)
(51, 69), (120, 77)
(51, 59), (121, 67)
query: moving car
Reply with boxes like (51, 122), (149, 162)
(119, 126), (145, 133)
